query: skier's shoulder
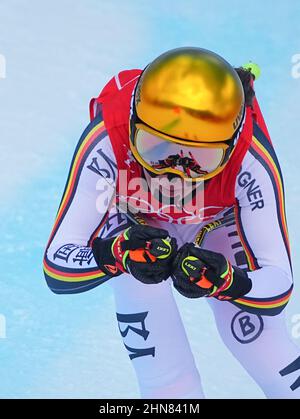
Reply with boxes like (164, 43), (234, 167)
(74, 112), (110, 158)
(236, 127), (283, 203)
(97, 69), (141, 102)
(238, 127), (276, 181)
(89, 69), (142, 123)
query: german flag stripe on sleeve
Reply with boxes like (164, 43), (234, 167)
(44, 257), (107, 282)
(43, 113), (110, 286)
(251, 123), (292, 271)
(48, 113), (107, 247)
(231, 122), (293, 315)
(232, 285), (293, 316)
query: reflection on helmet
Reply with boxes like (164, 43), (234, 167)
(152, 153), (208, 176)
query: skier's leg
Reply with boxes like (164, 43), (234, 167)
(101, 213), (204, 399)
(208, 298), (300, 398)
(203, 220), (300, 398)
(111, 275), (204, 399)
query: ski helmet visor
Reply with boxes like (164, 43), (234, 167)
(131, 123), (236, 180)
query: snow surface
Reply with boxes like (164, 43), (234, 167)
(0, 0), (300, 399)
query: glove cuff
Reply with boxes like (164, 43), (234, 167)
(216, 266), (252, 300)
(92, 237), (123, 277)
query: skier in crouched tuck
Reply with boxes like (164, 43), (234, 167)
(44, 47), (300, 399)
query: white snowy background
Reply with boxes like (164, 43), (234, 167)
(0, 0), (300, 398)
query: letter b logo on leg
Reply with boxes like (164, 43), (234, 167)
(231, 310), (264, 344)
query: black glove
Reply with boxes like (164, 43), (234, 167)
(172, 243), (252, 300)
(92, 225), (177, 284)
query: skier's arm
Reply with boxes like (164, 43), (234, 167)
(233, 121), (293, 316)
(43, 114), (119, 294)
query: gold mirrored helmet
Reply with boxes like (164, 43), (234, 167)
(129, 47), (245, 181)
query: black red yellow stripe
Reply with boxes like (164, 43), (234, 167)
(232, 121), (292, 315)
(250, 123), (291, 270)
(43, 114), (110, 292)
(47, 114), (106, 246)
(234, 123), (291, 273)
(232, 285), (293, 316)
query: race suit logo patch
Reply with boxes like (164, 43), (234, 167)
(231, 310), (264, 344)
(116, 312), (155, 360)
(237, 170), (264, 211)
(279, 356), (300, 391)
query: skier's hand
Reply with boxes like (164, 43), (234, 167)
(92, 225), (177, 284)
(171, 244), (252, 300)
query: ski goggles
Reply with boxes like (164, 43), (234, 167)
(130, 123), (235, 181)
